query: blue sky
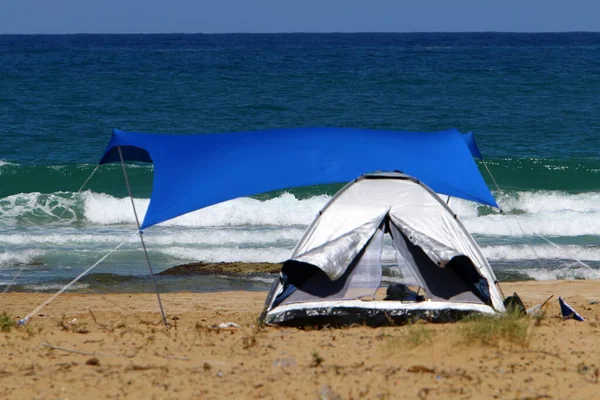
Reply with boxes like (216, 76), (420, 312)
(1, 0), (599, 34)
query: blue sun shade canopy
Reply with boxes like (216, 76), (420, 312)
(100, 127), (496, 229)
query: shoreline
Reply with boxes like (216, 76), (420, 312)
(2, 261), (577, 295)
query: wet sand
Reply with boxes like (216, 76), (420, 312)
(1, 280), (600, 399)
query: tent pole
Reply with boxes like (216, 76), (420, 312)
(118, 146), (169, 327)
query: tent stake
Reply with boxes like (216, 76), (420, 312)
(118, 146), (168, 327)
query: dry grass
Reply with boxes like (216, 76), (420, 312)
(311, 350), (324, 367)
(404, 323), (435, 347)
(459, 312), (531, 347)
(0, 312), (15, 333)
(386, 322), (435, 350)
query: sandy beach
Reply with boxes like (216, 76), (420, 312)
(0, 280), (599, 399)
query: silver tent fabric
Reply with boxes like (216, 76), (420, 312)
(281, 226), (385, 305)
(292, 209), (389, 281)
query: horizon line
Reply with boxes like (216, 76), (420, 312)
(1, 30), (600, 36)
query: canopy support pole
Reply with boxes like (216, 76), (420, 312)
(118, 146), (169, 327)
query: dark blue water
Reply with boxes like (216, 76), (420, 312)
(2, 33), (600, 291)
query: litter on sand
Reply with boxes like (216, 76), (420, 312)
(559, 297), (585, 321)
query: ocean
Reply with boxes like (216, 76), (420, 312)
(2, 33), (600, 293)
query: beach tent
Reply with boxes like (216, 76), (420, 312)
(261, 172), (504, 326)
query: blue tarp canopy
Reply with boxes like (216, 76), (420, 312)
(100, 127), (497, 229)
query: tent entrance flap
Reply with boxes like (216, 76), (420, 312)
(280, 224), (385, 305)
(389, 221), (489, 305)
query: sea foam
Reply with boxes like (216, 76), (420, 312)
(21, 283), (89, 292)
(81, 191), (329, 227)
(3, 190), (600, 271)
(450, 192), (600, 237)
(0, 228), (306, 246)
(523, 267), (600, 281)
(0, 249), (45, 267)
(480, 244), (600, 261)
(0, 160), (16, 168)
(0, 192), (79, 226)
(4, 189), (600, 238)
(158, 246), (293, 263)
(79, 190), (600, 238)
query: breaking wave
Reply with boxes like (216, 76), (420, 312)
(451, 191), (600, 237)
(157, 246), (293, 263)
(82, 191), (330, 227)
(480, 244), (600, 261)
(522, 267), (600, 281)
(2, 190), (600, 237)
(3, 188), (600, 281)
(0, 227), (305, 246)
(0, 250), (46, 267)
(0, 160), (17, 169)
(0, 191), (329, 227)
